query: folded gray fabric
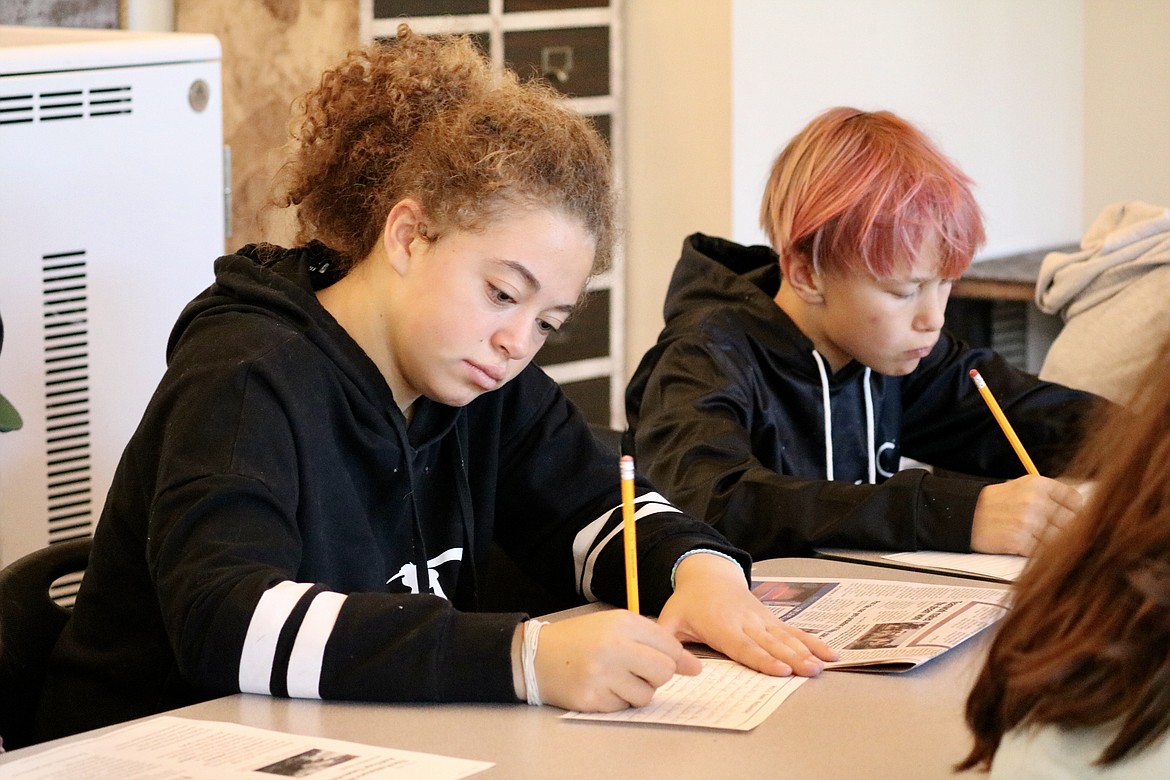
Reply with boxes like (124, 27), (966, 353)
(1035, 201), (1170, 405)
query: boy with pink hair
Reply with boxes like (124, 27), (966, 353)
(626, 107), (1103, 559)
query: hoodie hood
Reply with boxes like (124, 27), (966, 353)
(660, 233), (784, 327)
(1036, 201), (1170, 320)
(631, 233), (867, 402)
(169, 241), (337, 359)
(654, 233), (837, 377)
(168, 242), (425, 436)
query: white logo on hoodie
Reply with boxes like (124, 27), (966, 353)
(387, 547), (464, 599)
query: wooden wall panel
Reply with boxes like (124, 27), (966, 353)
(175, 0), (359, 252)
(0, 0), (118, 28)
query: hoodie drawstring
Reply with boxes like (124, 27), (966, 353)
(394, 417), (479, 605)
(811, 350), (876, 484)
(862, 366), (876, 485)
(451, 420), (479, 609)
(400, 444), (433, 596)
(812, 350), (835, 481)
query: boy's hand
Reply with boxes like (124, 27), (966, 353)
(971, 475), (1084, 555)
(656, 552), (836, 677)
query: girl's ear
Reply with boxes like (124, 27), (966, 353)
(780, 251), (826, 305)
(381, 199), (428, 277)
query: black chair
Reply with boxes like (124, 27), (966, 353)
(0, 537), (91, 750)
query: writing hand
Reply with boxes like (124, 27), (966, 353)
(972, 475), (1084, 555)
(522, 610), (701, 712)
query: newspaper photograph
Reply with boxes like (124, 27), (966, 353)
(751, 577), (1011, 672)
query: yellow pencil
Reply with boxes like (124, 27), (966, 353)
(619, 454), (640, 614)
(969, 369), (1040, 476)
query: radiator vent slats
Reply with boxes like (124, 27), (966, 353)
(42, 251), (94, 591)
(0, 85), (132, 125)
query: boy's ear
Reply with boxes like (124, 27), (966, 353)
(780, 251), (826, 305)
(381, 198), (428, 276)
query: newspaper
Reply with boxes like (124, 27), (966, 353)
(751, 576), (1010, 672)
(0, 716), (492, 779)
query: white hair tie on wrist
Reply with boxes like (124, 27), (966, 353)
(522, 619), (549, 706)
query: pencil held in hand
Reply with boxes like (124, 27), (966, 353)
(969, 369), (1040, 476)
(620, 455), (640, 614)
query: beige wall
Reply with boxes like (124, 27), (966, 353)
(1083, 0), (1170, 226)
(623, 0), (732, 380)
(731, 1), (1084, 259)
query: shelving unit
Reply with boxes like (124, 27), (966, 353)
(363, 0), (625, 427)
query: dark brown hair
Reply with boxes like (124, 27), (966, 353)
(273, 24), (614, 275)
(761, 107), (984, 279)
(960, 333), (1170, 771)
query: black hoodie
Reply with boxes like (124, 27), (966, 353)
(37, 242), (748, 739)
(626, 234), (1102, 558)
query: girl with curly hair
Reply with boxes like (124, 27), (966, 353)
(35, 25), (832, 741)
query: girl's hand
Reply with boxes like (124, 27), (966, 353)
(523, 610), (701, 712)
(657, 552), (837, 677)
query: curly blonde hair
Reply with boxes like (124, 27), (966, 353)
(273, 24), (614, 275)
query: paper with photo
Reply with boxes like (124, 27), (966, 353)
(0, 715), (491, 779)
(753, 576), (1010, 672)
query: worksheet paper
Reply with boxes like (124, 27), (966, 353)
(816, 548), (1027, 583)
(0, 716), (492, 779)
(561, 659), (807, 731)
(882, 551), (1027, 582)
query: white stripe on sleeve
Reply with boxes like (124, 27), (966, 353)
(239, 580), (313, 695)
(286, 591), (347, 699)
(572, 491), (678, 602)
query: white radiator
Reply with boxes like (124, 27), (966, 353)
(0, 26), (224, 569)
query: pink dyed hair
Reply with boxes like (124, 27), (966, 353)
(760, 107), (985, 279)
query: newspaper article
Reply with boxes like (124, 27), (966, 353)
(752, 576), (1010, 672)
(0, 716), (492, 779)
